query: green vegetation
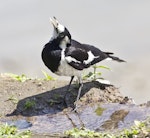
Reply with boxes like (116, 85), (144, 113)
(41, 70), (56, 81)
(5, 66), (108, 82)
(5, 73), (30, 82)
(65, 119), (150, 138)
(24, 100), (36, 110)
(46, 93), (62, 106)
(7, 95), (18, 104)
(0, 123), (31, 138)
(5, 71), (56, 82)
(65, 127), (104, 138)
(83, 65), (110, 81)
(95, 106), (106, 116)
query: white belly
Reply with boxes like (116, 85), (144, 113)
(55, 49), (83, 77)
(55, 60), (82, 77)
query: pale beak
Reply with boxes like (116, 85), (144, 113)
(50, 16), (59, 28)
(50, 17), (65, 33)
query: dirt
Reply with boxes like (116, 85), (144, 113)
(0, 74), (128, 117)
(1, 74), (143, 136)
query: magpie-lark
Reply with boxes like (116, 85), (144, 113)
(42, 17), (125, 109)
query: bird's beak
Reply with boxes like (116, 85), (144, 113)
(50, 17), (65, 33)
(50, 17), (59, 28)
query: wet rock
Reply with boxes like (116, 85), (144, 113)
(0, 77), (150, 136)
(101, 109), (129, 130)
(7, 119), (32, 129)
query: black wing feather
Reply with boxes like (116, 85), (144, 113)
(64, 40), (108, 70)
(42, 42), (61, 72)
(65, 46), (90, 70)
(65, 46), (88, 62)
(65, 39), (125, 70)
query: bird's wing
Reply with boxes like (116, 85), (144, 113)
(65, 46), (90, 70)
(71, 40), (108, 59)
(65, 39), (122, 70)
(64, 39), (108, 70)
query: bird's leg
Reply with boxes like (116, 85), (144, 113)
(67, 76), (74, 92)
(63, 76), (74, 106)
(76, 83), (83, 103)
(73, 77), (83, 111)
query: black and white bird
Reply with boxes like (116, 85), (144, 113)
(42, 17), (125, 108)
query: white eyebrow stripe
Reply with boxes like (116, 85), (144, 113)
(83, 51), (99, 64)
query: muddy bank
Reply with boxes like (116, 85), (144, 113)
(0, 75), (126, 117)
(0, 75), (149, 137)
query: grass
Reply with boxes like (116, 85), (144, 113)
(65, 118), (150, 138)
(0, 123), (31, 138)
(41, 70), (56, 81)
(5, 73), (30, 82)
(24, 100), (36, 110)
(5, 65), (108, 82)
(7, 95), (18, 104)
(82, 65), (110, 81)
(5, 70), (56, 82)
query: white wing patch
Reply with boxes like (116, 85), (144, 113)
(65, 56), (81, 63)
(84, 51), (99, 65)
(105, 57), (112, 61)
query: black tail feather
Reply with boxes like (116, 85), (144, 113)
(108, 55), (126, 62)
(105, 52), (126, 62)
(104, 52), (114, 55)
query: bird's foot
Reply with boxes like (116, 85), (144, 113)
(71, 101), (80, 112)
(72, 106), (78, 112)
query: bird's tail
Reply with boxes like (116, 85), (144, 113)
(105, 52), (126, 62)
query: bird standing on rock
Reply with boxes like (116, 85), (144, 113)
(41, 17), (125, 110)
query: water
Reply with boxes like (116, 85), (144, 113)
(0, 0), (150, 104)
(3, 103), (150, 135)
(7, 119), (32, 129)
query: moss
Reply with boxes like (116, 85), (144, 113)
(24, 100), (36, 110)
(0, 123), (31, 138)
(95, 106), (105, 116)
(101, 109), (129, 129)
(65, 118), (150, 138)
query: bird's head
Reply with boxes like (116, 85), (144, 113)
(50, 17), (71, 49)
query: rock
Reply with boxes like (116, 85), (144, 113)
(0, 77), (150, 136)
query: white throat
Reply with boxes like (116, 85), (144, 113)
(58, 24), (65, 32)
(50, 23), (65, 41)
(59, 36), (70, 49)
